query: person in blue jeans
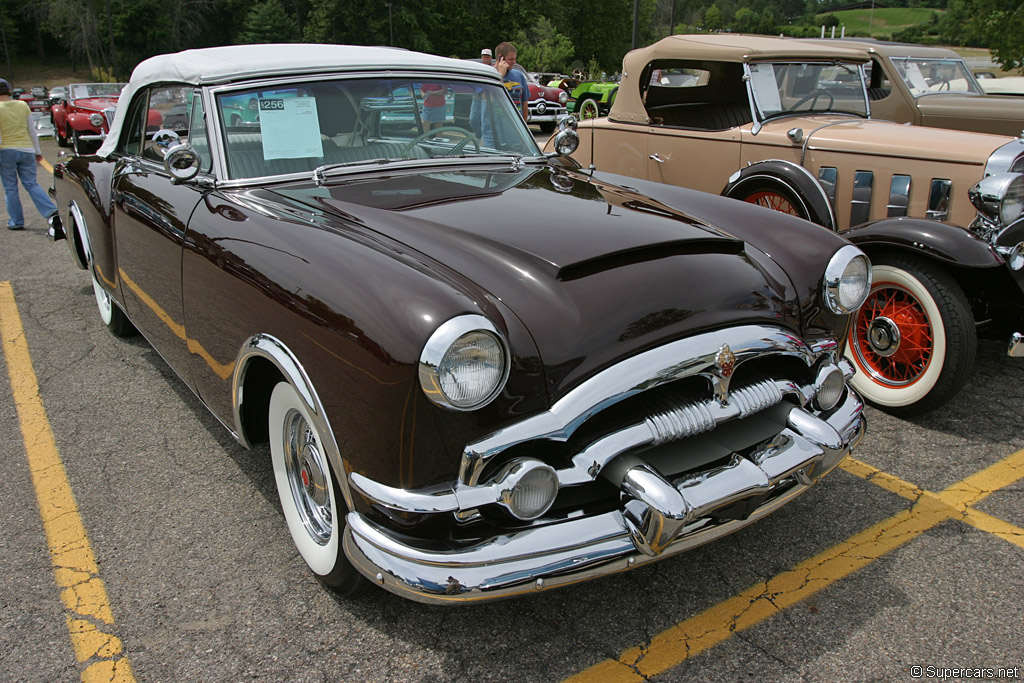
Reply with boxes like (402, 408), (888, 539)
(0, 78), (60, 234)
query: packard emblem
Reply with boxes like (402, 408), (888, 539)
(715, 344), (737, 378)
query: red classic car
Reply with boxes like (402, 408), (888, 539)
(525, 81), (568, 133)
(50, 44), (868, 603)
(51, 82), (125, 153)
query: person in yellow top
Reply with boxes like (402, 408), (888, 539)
(0, 78), (59, 232)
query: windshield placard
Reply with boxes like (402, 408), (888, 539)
(749, 63), (783, 115)
(259, 96), (324, 160)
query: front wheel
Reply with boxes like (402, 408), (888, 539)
(728, 176), (831, 227)
(845, 256), (976, 416)
(56, 125), (69, 147)
(577, 97), (600, 120)
(268, 381), (363, 594)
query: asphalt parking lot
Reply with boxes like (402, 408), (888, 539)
(1, 136), (1022, 683)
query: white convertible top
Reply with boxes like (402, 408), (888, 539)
(98, 43), (500, 157)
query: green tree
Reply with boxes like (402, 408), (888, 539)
(942, 0), (1024, 70)
(514, 17), (574, 72)
(239, 0), (299, 43)
(704, 3), (723, 30)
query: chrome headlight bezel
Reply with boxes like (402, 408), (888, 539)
(823, 245), (871, 315)
(89, 112), (104, 127)
(418, 314), (510, 411)
(969, 172), (1024, 227)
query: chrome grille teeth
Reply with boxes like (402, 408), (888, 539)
(732, 379), (783, 418)
(644, 397), (716, 445)
(642, 378), (782, 446)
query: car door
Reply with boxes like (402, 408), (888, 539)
(642, 65), (743, 194)
(111, 84), (210, 385)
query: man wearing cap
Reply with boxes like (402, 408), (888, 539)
(480, 48), (493, 66)
(0, 77), (60, 233)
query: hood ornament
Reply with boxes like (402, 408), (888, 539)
(715, 344), (736, 378)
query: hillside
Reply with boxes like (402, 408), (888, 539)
(816, 7), (943, 37)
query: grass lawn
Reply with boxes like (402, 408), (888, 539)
(816, 7), (943, 37)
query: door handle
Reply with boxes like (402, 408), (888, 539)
(649, 153), (666, 163)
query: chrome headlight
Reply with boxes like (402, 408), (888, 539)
(558, 90), (568, 105)
(89, 112), (104, 127)
(823, 245), (871, 314)
(418, 315), (509, 411)
(969, 172), (1024, 226)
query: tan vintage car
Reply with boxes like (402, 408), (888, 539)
(805, 39), (1024, 137)
(545, 34), (1024, 416)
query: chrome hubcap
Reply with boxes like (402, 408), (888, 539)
(867, 316), (901, 358)
(284, 409), (332, 544)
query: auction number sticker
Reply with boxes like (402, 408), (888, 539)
(259, 96), (324, 160)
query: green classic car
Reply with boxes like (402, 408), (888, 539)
(549, 71), (618, 120)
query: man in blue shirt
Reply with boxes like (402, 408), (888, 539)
(494, 42), (530, 123)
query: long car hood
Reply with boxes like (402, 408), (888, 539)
(71, 96), (119, 113)
(264, 164), (814, 393)
(754, 115), (1007, 165)
(916, 94), (1024, 136)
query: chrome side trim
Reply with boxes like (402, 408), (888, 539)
(460, 325), (823, 486)
(232, 333), (355, 510)
(887, 174), (911, 217)
(927, 178), (952, 221)
(850, 170), (874, 226)
(66, 200), (91, 270)
(343, 390), (866, 604)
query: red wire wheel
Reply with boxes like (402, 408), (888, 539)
(851, 282), (932, 386)
(743, 190), (801, 216)
(844, 256), (976, 416)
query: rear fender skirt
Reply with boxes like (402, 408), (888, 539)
(844, 217), (1004, 269)
(722, 159), (837, 232)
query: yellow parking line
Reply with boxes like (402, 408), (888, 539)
(0, 281), (135, 683)
(41, 158), (54, 174)
(567, 451), (1024, 683)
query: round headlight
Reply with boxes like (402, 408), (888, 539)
(418, 315), (509, 411)
(559, 90), (568, 105)
(969, 172), (1024, 226)
(814, 364), (845, 411)
(823, 245), (871, 314)
(89, 112), (104, 127)
(553, 129), (579, 156)
(494, 459), (559, 520)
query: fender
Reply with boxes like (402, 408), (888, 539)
(721, 159), (837, 232)
(67, 112), (100, 133)
(844, 217), (1004, 269)
(232, 333), (356, 512)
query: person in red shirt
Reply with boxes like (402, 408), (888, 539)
(420, 83), (446, 131)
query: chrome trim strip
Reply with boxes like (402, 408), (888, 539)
(850, 170), (874, 226)
(927, 178), (952, 221)
(232, 333), (355, 510)
(342, 391), (865, 604)
(461, 325), (823, 486)
(887, 174), (911, 217)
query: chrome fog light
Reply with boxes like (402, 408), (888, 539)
(823, 245), (871, 314)
(419, 315), (509, 411)
(814, 364), (845, 411)
(493, 459), (559, 520)
(970, 172), (1024, 226)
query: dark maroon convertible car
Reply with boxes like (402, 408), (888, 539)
(51, 44), (869, 603)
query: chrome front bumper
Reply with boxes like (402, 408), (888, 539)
(343, 389), (865, 604)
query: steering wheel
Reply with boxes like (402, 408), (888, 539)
(788, 89), (835, 111)
(571, 68), (587, 82)
(933, 78), (951, 91)
(400, 126), (480, 156)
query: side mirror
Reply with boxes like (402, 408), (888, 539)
(164, 143), (201, 183)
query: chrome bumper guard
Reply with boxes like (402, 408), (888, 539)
(344, 389), (865, 604)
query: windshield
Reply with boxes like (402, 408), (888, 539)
(70, 83), (125, 99)
(747, 61), (869, 119)
(216, 76), (539, 181)
(890, 57), (983, 97)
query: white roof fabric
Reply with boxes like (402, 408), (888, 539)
(98, 43), (500, 157)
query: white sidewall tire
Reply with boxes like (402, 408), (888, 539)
(846, 264), (947, 408)
(91, 269), (114, 326)
(269, 381), (340, 577)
